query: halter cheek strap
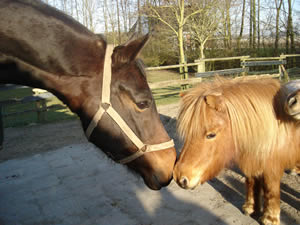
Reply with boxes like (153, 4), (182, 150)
(85, 45), (174, 164)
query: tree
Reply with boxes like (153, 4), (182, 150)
(257, 0), (260, 49)
(187, 0), (221, 59)
(252, 0), (256, 49)
(221, 0), (232, 49)
(274, 0), (283, 55)
(144, 0), (204, 80)
(237, 0), (246, 50)
(249, 0), (253, 47)
(286, 0), (295, 53)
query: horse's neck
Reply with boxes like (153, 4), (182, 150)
(0, 55), (102, 114)
(0, 0), (106, 111)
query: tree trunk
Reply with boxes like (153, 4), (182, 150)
(116, 0), (121, 44)
(237, 0), (246, 50)
(178, 25), (188, 80)
(257, 0), (260, 49)
(138, 0), (142, 34)
(199, 42), (205, 59)
(275, 0), (283, 55)
(249, 0), (253, 48)
(103, 0), (108, 37)
(252, 0), (256, 49)
(226, 0), (232, 49)
(287, 0), (295, 53)
(222, 12), (228, 48)
(178, 0), (188, 81)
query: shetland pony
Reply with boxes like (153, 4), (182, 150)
(173, 77), (300, 225)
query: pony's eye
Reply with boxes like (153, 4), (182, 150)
(206, 133), (216, 139)
(136, 101), (149, 110)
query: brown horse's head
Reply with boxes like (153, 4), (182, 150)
(173, 89), (234, 189)
(0, 0), (176, 190)
(80, 35), (176, 190)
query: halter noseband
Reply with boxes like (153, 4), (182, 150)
(85, 45), (174, 164)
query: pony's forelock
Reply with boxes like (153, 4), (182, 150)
(177, 81), (218, 140)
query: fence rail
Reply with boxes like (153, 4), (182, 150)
(146, 54), (300, 73)
(147, 54), (300, 92)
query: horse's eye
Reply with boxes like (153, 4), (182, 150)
(136, 101), (149, 110)
(206, 133), (216, 139)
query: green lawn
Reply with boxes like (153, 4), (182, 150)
(0, 87), (77, 128)
(147, 70), (182, 105)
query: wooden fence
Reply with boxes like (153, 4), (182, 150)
(147, 54), (300, 89)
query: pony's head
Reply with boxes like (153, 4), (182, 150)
(173, 78), (283, 189)
(173, 82), (234, 189)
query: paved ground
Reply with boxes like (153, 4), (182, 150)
(0, 142), (259, 225)
(0, 104), (298, 225)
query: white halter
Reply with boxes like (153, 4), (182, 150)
(85, 45), (174, 164)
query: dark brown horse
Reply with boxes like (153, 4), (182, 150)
(0, 0), (176, 190)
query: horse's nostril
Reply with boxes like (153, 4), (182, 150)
(179, 176), (189, 188)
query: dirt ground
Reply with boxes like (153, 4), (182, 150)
(0, 103), (299, 224)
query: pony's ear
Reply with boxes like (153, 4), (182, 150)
(112, 34), (149, 68)
(204, 94), (225, 112)
(179, 91), (187, 98)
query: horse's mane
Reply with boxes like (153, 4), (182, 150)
(177, 77), (293, 158)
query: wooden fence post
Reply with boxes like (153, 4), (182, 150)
(241, 57), (247, 76)
(36, 100), (47, 123)
(195, 59), (205, 82)
(196, 59), (205, 74)
(279, 54), (283, 80)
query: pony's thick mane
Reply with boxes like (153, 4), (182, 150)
(177, 77), (294, 159)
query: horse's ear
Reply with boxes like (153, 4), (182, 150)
(112, 34), (149, 68)
(124, 34), (149, 59)
(204, 94), (225, 112)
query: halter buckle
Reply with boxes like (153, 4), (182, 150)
(141, 145), (147, 152)
(101, 102), (111, 110)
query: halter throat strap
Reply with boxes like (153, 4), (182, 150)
(85, 45), (174, 164)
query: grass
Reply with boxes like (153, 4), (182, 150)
(0, 87), (77, 128)
(147, 70), (180, 83)
(147, 70), (182, 105)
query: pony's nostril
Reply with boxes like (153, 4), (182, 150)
(179, 176), (189, 188)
